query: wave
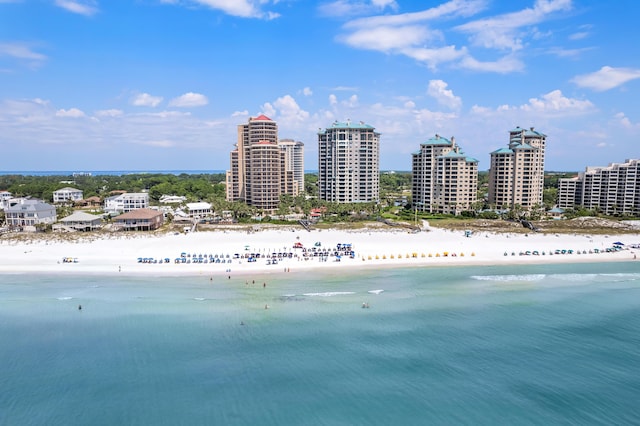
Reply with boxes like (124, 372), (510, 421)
(193, 298), (206, 301)
(470, 274), (546, 282)
(57, 296), (73, 300)
(303, 292), (355, 297)
(548, 274), (598, 282)
(368, 289), (384, 294)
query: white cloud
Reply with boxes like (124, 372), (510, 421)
(140, 139), (176, 148)
(169, 92), (209, 107)
(95, 109), (123, 117)
(340, 25), (434, 53)
(472, 89), (594, 117)
(179, 0), (280, 19)
(427, 80), (462, 110)
(55, 108), (86, 118)
(302, 87), (313, 96)
(329, 94), (338, 106)
(318, 0), (398, 17)
(455, 0), (572, 51)
(571, 66), (640, 92)
(54, 0), (99, 16)
(0, 42), (47, 68)
(336, 0), (529, 71)
(523, 90), (593, 113)
(262, 95), (310, 124)
(458, 54), (524, 73)
(131, 93), (164, 107)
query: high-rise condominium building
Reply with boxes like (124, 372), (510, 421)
(278, 139), (305, 195)
(317, 120), (379, 203)
(557, 159), (640, 215)
(226, 115), (303, 211)
(488, 127), (546, 210)
(412, 134), (478, 215)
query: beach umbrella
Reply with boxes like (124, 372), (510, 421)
(613, 242), (624, 246)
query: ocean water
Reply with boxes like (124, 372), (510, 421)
(1, 262), (640, 425)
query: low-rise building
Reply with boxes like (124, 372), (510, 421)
(114, 208), (164, 231)
(5, 198), (57, 228)
(104, 192), (149, 215)
(55, 211), (102, 232)
(53, 187), (83, 204)
(186, 202), (212, 219)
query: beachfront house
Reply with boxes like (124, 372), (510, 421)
(55, 211), (103, 232)
(53, 187), (83, 204)
(104, 192), (149, 215)
(186, 202), (212, 219)
(5, 198), (57, 229)
(114, 208), (164, 231)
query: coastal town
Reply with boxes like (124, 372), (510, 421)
(0, 117), (638, 276)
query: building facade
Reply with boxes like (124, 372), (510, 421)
(5, 198), (57, 228)
(317, 120), (380, 203)
(278, 138), (305, 195)
(104, 192), (149, 215)
(114, 208), (164, 231)
(488, 127), (547, 210)
(53, 187), (83, 204)
(0, 191), (12, 210)
(225, 115), (302, 211)
(557, 159), (640, 215)
(412, 135), (478, 215)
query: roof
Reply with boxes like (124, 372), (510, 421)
(6, 199), (55, 213)
(253, 114), (273, 121)
(60, 211), (102, 222)
(187, 202), (211, 210)
(421, 134), (453, 146)
(512, 143), (536, 150)
(491, 148), (514, 154)
(115, 208), (162, 220)
(510, 126), (547, 137)
(55, 187), (81, 192)
(326, 120), (375, 130)
(440, 151), (479, 163)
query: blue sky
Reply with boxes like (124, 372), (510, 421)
(1, 0), (639, 172)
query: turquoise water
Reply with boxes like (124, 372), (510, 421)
(1, 262), (640, 425)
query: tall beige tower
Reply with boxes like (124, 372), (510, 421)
(412, 134), (478, 215)
(317, 120), (379, 203)
(488, 127), (546, 210)
(226, 115), (302, 211)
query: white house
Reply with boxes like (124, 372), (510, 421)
(186, 202), (212, 219)
(53, 187), (83, 204)
(5, 198), (57, 228)
(0, 191), (12, 210)
(160, 195), (187, 204)
(104, 193), (149, 215)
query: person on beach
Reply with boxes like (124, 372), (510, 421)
(78, 304), (82, 311)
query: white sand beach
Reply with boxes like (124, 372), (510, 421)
(1, 224), (638, 277)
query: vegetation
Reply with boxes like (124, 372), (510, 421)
(1, 170), (637, 231)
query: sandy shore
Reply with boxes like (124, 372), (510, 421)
(0, 224), (638, 277)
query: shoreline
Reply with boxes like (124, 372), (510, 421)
(1, 226), (638, 277)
